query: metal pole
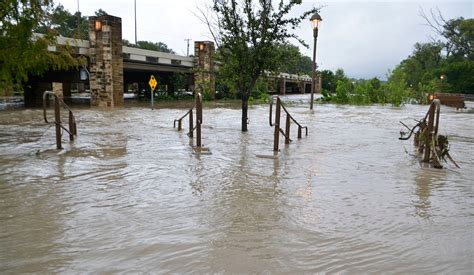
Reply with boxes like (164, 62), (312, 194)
(273, 98), (281, 152)
(310, 28), (318, 110)
(134, 0), (137, 45)
(285, 115), (291, 144)
(196, 96), (202, 148)
(185, 39), (191, 56)
(423, 104), (435, 162)
(189, 109), (193, 138)
(54, 97), (62, 149)
(151, 89), (154, 110)
(68, 111), (74, 141)
(76, 0), (81, 38)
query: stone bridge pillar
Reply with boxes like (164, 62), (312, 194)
(194, 41), (215, 99)
(89, 15), (124, 107)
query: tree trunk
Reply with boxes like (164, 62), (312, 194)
(241, 92), (249, 132)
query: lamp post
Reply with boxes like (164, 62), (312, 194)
(310, 12), (322, 110)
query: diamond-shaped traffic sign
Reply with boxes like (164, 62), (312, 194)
(149, 75), (157, 92)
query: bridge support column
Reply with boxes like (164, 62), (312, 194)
(89, 15), (124, 107)
(299, 81), (305, 94)
(279, 79), (286, 95)
(194, 41), (215, 99)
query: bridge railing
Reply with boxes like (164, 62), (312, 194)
(174, 93), (205, 150)
(269, 96), (308, 152)
(43, 91), (77, 149)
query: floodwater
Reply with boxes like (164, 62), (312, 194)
(0, 95), (473, 273)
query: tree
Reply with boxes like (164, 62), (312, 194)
(385, 67), (410, 106)
(123, 39), (175, 53)
(35, 4), (88, 39)
(420, 9), (473, 60)
(385, 14), (474, 98)
(95, 9), (108, 17)
(0, 0), (82, 96)
(202, 0), (318, 131)
(400, 42), (443, 87)
(275, 43), (312, 75)
(320, 69), (335, 94)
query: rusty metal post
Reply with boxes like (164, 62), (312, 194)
(196, 94), (202, 148)
(298, 126), (302, 139)
(177, 120), (182, 131)
(54, 97), (62, 149)
(189, 109), (193, 138)
(423, 104), (435, 162)
(72, 118), (77, 137)
(285, 114), (291, 144)
(68, 111), (74, 141)
(434, 101), (440, 136)
(273, 98), (281, 152)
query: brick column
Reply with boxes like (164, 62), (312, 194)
(89, 15), (124, 107)
(194, 41), (215, 99)
(279, 79), (286, 95)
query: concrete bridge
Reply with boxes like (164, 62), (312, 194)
(25, 14), (316, 107)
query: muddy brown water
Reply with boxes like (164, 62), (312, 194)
(1, 95), (473, 273)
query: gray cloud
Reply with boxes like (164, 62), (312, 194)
(60, 0), (472, 79)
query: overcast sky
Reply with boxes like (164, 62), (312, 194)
(58, 0), (473, 80)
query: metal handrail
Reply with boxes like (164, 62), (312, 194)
(43, 91), (77, 149)
(399, 99), (440, 141)
(173, 93), (203, 147)
(173, 104), (195, 134)
(269, 96), (308, 152)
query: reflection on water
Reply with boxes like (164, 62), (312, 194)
(0, 96), (473, 273)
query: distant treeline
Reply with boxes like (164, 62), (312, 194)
(319, 15), (473, 106)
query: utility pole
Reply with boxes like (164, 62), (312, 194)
(185, 39), (191, 56)
(134, 0), (137, 45)
(77, 0), (81, 38)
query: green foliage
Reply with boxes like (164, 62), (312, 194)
(210, 0), (319, 131)
(400, 42), (443, 87)
(259, 92), (270, 104)
(321, 16), (473, 106)
(386, 16), (474, 97)
(251, 78), (270, 101)
(123, 40), (175, 53)
(334, 79), (351, 104)
(320, 69), (336, 94)
(35, 4), (89, 40)
(0, 0), (83, 96)
(437, 60), (474, 93)
(94, 9), (108, 17)
(385, 68), (410, 106)
(170, 72), (188, 91)
(201, 86), (214, 101)
(442, 17), (473, 60)
(274, 43), (312, 75)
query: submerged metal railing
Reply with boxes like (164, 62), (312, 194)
(399, 99), (459, 168)
(43, 91), (77, 149)
(173, 92), (205, 150)
(269, 96), (308, 152)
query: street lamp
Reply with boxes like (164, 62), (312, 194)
(310, 12), (322, 110)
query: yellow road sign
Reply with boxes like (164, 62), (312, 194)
(149, 75), (157, 92)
